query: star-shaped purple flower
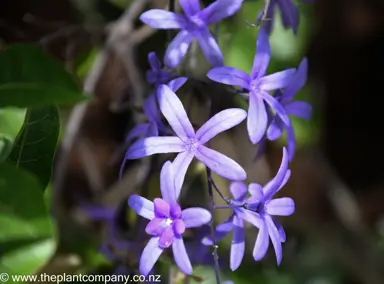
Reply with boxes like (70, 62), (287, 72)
(146, 52), (175, 87)
(207, 28), (295, 144)
(258, 0), (315, 34)
(128, 161), (211, 276)
(202, 182), (264, 271)
(140, 0), (244, 68)
(246, 147), (294, 265)
(267, 57), (312, 160)
(124, 84), (247, 194)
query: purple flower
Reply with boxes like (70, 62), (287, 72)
(128, 161), (211, 276)
(124, 84), (247, 193)
(202, 183), (264, 271)
(266, 57), (311, 160)
(140, 0), (244, 68)
(258, 0), (314, 34)
(247, 147), (294, 265)
(207, 28), (295, 144)
(146, 52), (174, 87)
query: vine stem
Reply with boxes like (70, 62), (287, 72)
(206, 167), (221, 284)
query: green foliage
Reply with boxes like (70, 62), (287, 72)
(0, 44), (87, 107)
(0, 163), (56, 275)
(7, 106), (60, 190)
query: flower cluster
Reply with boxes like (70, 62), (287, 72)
(121, 0), (313, 282)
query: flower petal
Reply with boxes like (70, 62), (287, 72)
(263, 147), (289, 200)
(159, 226), (175, 248)
(283, 57), (308, 102)
(202, 216), (234, 245)
(172, 237), (193, 275)
(157, 84), (195, 140)
(182, 208), (212, 228)
(234, 207), (264, 228)
(273, 218), (286, 243)
(253, 219), (269, 261)
(148, 52), (161, 71)
(139, 237), (163, 276)
(124, 123), (149, 144)
(160, 161), (177, 204)
(128, 194), (154, 220)
(286, 123), (296, 161)
(251, 27), (271, 79)
(146, 218), (166, 236)
(259, 69), (296, 91)
(230, 215), (245, 271)
(248, 183), (264, 200)
(140, 10), (187, 29)
(230, 181), (248, 201)
(278, 169), (291, 192)
(167, 77), (188, 92)
(267, 116), (284, 141)
(179, 0), (200, 16)
(172, 151), (194, 197)
(154, 198), (170, 218)
(143, 94), (160, 123)
(248, 92), (268, 144)
(277, 0), (299, 33)
(201, 0), (244, 25)
(164, 30), (194, 68)
(147, 121), (159, 137)
(206, 67), (250, 89)
(267, 198), (295, 216)
(260, 91), (290, 126)
(285, 101), (312, 120)
(195, 145), (246, 180)
(265, 215), (283, 265)
(196, 28), (223, 67)
(196, 108), (247, 144)
(125, 137), (184, 159)
(173, 219), (186, 236)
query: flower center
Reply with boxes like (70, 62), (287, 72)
(188, 15), (205, 31)
(250, 79), (260, 92)
(165, 218), (173, 226)
(183, 138), (199, 153)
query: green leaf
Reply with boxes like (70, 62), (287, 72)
(0, 107), (26, 139)
(0, 136), (13, 162)
(0, 44), (87, 107)
(7, 106), (60, 190)
(0, 163), (56, 274)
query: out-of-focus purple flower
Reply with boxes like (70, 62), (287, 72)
(266, 57), (311, 160)
(140, 0), (244, 68)
(146, 52), (175, 86)
(128, 161), (212, 276)
(207, 28), (295, 144)
(124, 84), (247, 194)
(257, 0), (314, 34)
(246, 147), (294, 265)
(202, 182), (264, 271)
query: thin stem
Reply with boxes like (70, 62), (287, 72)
(206, 167), (221, 284)
(214, 206), (232, 209)
(208, 173), (229, 204)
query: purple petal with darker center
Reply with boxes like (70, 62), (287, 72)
(202, 216), (234, 245)
(159, 226), (175, 248)
(139, 237), (163, 276)
(140, 10), (187, 29)
(267, 197), (295, 216)
(195, 145), (246, 180)
(260, 91), (290, 126)
(248, 92), (268, 144)
(128, 194), (154, 220)
(172, 151), (195, 197)
(146, 218), (166, 236)
(207, 67), (250, 90)
(251, 27), (271, 79)
(230, 181), (248, 201)
(125, 137), (184, 159)
(263, 147), (289, 200)
(182, 208), (212, 228)
(179, 0), (200, 16)
(201, 0), (244, 26)
(160, 161), (178, 204)
(285, 101), (312, 120)
(253, 219), (269, 260)
(265, 215), (283, 265)
(154, 198), (170, 218)
(196, 108), (247, 144)
(267, 116), (284, 141)
(164, 30), (194, 68)
(259, 69), (296, 91)
(172, 237), (193, 275)
(157, 85), (195, 140)
(230, 215), (245, 271)
(196, 27), (223, 67)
